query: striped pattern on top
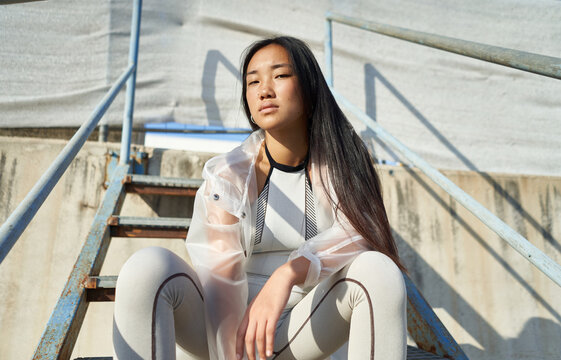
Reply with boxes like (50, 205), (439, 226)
(305, 177), (317, 240)
(252, 172), (317, 246)
(254, 182), (269, 245)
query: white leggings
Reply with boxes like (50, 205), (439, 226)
(113, 247), (407, 360)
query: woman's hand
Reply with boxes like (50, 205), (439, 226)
(236, 257), (310, 360)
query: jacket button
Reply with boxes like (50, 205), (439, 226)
(213, 194), (219, 200)
(241, 212), (246, 218)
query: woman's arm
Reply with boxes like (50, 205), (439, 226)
(186, 180), (248, 360)
(236, 256), (310, 360)
(235, 217), (368, 360)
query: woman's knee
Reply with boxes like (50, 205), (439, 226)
(346, 251), (406, 301)
(349, 251), (400, 272)
(116, 246), (195, 295)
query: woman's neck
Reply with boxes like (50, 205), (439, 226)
(264, 129), (308, 167)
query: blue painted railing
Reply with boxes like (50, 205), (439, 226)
(120, 0), (142, 165)
(2, 5), (557, 358)
(324, 12), (561, 287)
(0, 0), (143, 265)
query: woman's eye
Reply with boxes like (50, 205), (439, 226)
(248, 80), (258, 85)
(276, 73), (290, 79)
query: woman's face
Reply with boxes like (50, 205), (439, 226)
(245, 44), (306, 133)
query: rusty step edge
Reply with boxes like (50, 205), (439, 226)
(108, 216), (191, 238)
(85, 276), (117, 302)
(124, 174), (202, 196)
(73, 346), (447, 360)
(406, 345), (449, 359)
(85, 275), (118, 289)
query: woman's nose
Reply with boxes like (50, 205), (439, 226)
(258, 82), (274, 99)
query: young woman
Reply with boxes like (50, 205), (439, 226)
(114, 36), (407, 360)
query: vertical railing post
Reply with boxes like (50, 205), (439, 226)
(120, 0), (142, 165)
(98, 123), (108, 142)
(324, 14), (334, 87)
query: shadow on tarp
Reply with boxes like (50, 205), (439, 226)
(361, 63), (560, 321)
(362, 63), (560, 255)
(202, 49), (242, 126)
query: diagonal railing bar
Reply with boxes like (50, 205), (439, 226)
(403, 273), (469, 359)
(325, 12), (561, 83)
(32, 163), (130, 359)
(331, 88), (561, 288)
(0, 63), (135, 265)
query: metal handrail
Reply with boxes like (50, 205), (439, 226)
(333, 89), (561, 287)
(324, 12), (561, 287)
(324, 12), (561, 85)
(120, 0), (142, 165)
(0, 0), (142, 265)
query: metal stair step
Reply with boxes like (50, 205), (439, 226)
(74, 346), (448, 359)
(108, 216), (190, 238)
(85, 276), (117, 302)
(406, 345), (448, 359)
(124, 174), (203, 196)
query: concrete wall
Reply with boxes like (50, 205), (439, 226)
(0, 136), (559, 359)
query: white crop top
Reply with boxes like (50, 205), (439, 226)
(246, 145), (318, 311)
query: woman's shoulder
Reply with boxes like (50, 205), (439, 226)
(202, 130), (264, 187)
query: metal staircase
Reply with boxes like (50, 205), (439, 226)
(1, 1), (561, 359)
(31, 163), (200, 358)
(36, 165), (461, 359)
(28, 146), (461, 359)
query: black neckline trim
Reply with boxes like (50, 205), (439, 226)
(264, 143), (309, 173)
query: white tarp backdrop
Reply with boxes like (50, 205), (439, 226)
(1, 0), (560, 176)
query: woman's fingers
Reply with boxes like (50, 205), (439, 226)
(236, 312), (249, 359)
(238, 265), (294, 359)
(265, 318), (276, 358)
(256, 320), (267, 359)
(245, 320), (257, 360)
(238, 306), (280, 360)
(258, 315), (279, 359)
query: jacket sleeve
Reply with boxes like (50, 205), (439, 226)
(288, 217), (370, 289)
(185, 176), (248, 360)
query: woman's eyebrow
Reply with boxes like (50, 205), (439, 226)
(246, 63), (292, 76)
(271, 63), (292, 70)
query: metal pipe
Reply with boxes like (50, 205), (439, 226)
(324, 18), (334, 87)
(142, 128), (252, 134)
(2, 0), (46, 4)
(326, 12), (561, 81)
(0, 126), (253, 136)
(331, 88), (561, 288)
(0, 64), (135, 265)
(120, 0), (143, 165)
(98, 123), (108, 143)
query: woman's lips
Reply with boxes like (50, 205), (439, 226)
(259, 103), (278, 113)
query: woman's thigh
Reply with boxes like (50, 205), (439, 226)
(272, 251), (406, 360)
(113, 246), (208, 360)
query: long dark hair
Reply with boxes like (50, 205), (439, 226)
(241, 36), (405, 271)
